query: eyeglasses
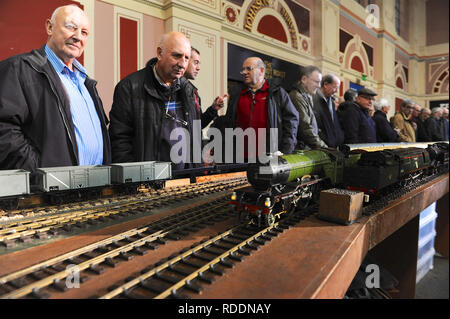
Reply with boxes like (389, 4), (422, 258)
(240, 66), (256, 75)
(64, 22), (89, 38)
(308, 77), (321, 85)
(359, 95), (375, 101)
(406, 105), (415, 110)
(165, 100), (188, 127)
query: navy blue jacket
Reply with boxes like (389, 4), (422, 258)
(340, 102), (377, 143)
(373, 110), (399, 142)
(313, 91), (344, 148)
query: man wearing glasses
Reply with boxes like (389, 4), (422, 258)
(0, 5), (111, 172)
(218, 57), (298, 160)
(289, 65), (328, 149)
(340, 88), (378, 143)
(391, 99), (416, 142)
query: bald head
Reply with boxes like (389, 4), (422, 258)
(241, 57), (266, 90)
(46, 5), (89, 69)
(156, 31), (191, 86)
(420, 107), (431, 121)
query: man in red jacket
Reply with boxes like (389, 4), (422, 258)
(217, 57), (298, 162)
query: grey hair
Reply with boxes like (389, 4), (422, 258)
(253, 57), (266, 70)
(431, 107), (442, 114)
(374, 98), (390, 111)
(401, 99), (415, 107)
(300, 65), (321, 80)
(50, 5), (82, 24)
(321, 73), (340, 87)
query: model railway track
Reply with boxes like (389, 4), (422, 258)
(0, 178), (248, 247)
(362, 170), (449, 216)
(100, 205), (317, 299)
(1, 177), (246, 220)
(0, 194), (241, 299)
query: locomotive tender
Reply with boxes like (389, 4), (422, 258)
(231, 142), (449, 227)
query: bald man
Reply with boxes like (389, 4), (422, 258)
(0, 5), (111, 172)
(109, 31), (203, 170)
(217, 57), (298, 160)
(416, 108), (432, 142)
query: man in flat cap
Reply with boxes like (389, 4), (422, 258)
(340, 88), (377, 143)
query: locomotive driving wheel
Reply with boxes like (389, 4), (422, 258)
(264, 212), (275, 227)
(298, 185), (313, 209)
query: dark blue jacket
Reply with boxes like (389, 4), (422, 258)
(373, 110), (399, 142)
(313, 91), (344, 148)
(340, 102), (377, 143)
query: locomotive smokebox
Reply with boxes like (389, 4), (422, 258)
(246, 156), (290, 190)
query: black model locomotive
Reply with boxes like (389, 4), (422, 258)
(231, 142), (449, 227)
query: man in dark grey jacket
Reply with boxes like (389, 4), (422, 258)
(109, 31), (203, 170)
(0, 5), (111, 172)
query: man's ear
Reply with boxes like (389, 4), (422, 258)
(45, 19), (53, 36)
(156, 47), (163, 60)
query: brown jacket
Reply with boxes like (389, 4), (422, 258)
(391, 112), (415, 142)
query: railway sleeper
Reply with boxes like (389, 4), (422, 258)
(89, 264), (105, 275)
(229, 252), (244, 262)
(197, 272), (216, 284)
(169, 289), (190, 299)
(219, 258), (234, 268)
(260, 234), (273, 241)
(52, 278), (68, 292)
(208, 264), (225, 276)
(237, 247), (252, 256)
(139, 280), (163, 294)
(185, 279), (203, 293)
(30, 288), (50, 299)
(18, 234), (32, 243)
(166, 233), (182, 241)
(9, 277), (28, 288)
(31, 270), (48, 280)
(123, 289), (148, 299)
(222, 238), (242, 245)
(168, 265), (192, 276)
(192, 252), (214, 262)
(252, 238), (266, 245)
(245, 242), (260, 251)
(33, 231), (48, 240)
(180, 258), (204, 269)
(202, 247), (223, 256)
(118, 251), (134, 261)
(211, 242), (232, 250)
(132, 247), (148, 256)
(1, 239), (16, 248)
(144, 241), (159, 250)
(154, 272), (180, 284)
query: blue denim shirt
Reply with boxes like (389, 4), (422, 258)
(45, 45), (103, 165)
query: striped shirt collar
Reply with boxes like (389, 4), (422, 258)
(153, 64), (179, 88)
(44, 44), (87, 77)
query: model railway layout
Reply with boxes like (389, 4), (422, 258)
(0, 143), (448, 299)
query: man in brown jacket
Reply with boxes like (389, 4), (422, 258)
(391, 99), (416, 142)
